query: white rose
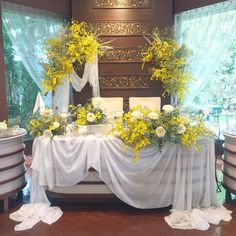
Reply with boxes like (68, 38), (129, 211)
(43, 130), (52, 137)
(87, 112), (95, 123)
(155, 126), (166, 137)
(53, 121), (60, 129)
(177, 124), (186, 134)
(147, 112), (159, 120)
(0, 121), (7, 130)
(162, 105), (174, 113)
(131, 110), (142, 119)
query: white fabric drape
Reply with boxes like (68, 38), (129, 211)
(53, 56), (100, 113)
(1, 1), (67, 107)
(2, 1), (100, 112)
(33, 93), (45, 113)
(10, 135), (232, 230)
(174, 0), (236, 105)
(30, 136), (219, 210)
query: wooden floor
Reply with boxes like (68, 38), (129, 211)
(0, 162), (236, 236)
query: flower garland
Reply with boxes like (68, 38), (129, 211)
(42, 20), (108, 93)
(142, 27), (193, 103)
(112, 105), (214, 161)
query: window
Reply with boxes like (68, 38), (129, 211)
(175, 1), (236, 128)
(1, 1), (67, 129)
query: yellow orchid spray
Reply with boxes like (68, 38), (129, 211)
(142, 27), (193, 104)
(42, 20), (111, 94)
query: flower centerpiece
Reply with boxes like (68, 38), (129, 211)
(69, 101), (106, 126)
(112, 105), (214, 161)
(69, 101), (107, 136)
(28, 109), (71, 138)
(142, 27), (193, 105)
(42, 20), (110, 94)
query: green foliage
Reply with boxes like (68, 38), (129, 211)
(194, 40), (236, 107)
(2, 24), (39, 129)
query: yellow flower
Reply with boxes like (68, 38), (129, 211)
(142, 27), (193, 104)
(42, 20), (109, 93)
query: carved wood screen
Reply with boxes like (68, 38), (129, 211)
(71, 0), (173, 109)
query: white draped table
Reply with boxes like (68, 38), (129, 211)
(31, 135), (218, 210)
(10, 134), (232, 231)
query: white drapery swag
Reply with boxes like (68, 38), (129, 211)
(9, 136), (232, 231)
(1, 1), (67, 107)
(174, 0), (236, 105)
(53, 56), (100, 113)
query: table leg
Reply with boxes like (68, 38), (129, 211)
(3, 197), (9, 213)
(225, 190), (232, 204)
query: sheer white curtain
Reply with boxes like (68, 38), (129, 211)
(1, 1), (67, 106)
(175, 0), (236, 105)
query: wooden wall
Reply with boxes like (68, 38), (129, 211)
(71, 0), (173, 110)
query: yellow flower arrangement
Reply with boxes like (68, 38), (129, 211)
(69, 101), (106, 125)
(28, 109), (71, 137)
(142, 27), (193, 103)
(42, 20), (109, 93)
(112, 105), (214, 161)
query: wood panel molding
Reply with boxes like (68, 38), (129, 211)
(93, 0), (152, 9)
(95, 21), (152, 36)
(100, 47), (143, 63)
(100, 73), (150, 89)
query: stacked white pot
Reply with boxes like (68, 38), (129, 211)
(222, 131), (236, 192)
(0, 129), (26, 212)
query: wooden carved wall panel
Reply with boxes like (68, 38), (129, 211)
(95, 21), (151, 36)
(93, 0), (152, 8)
(72, 0), (173, 106)
(100, 74), (150, 89)
(100, 47), (142, 63)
